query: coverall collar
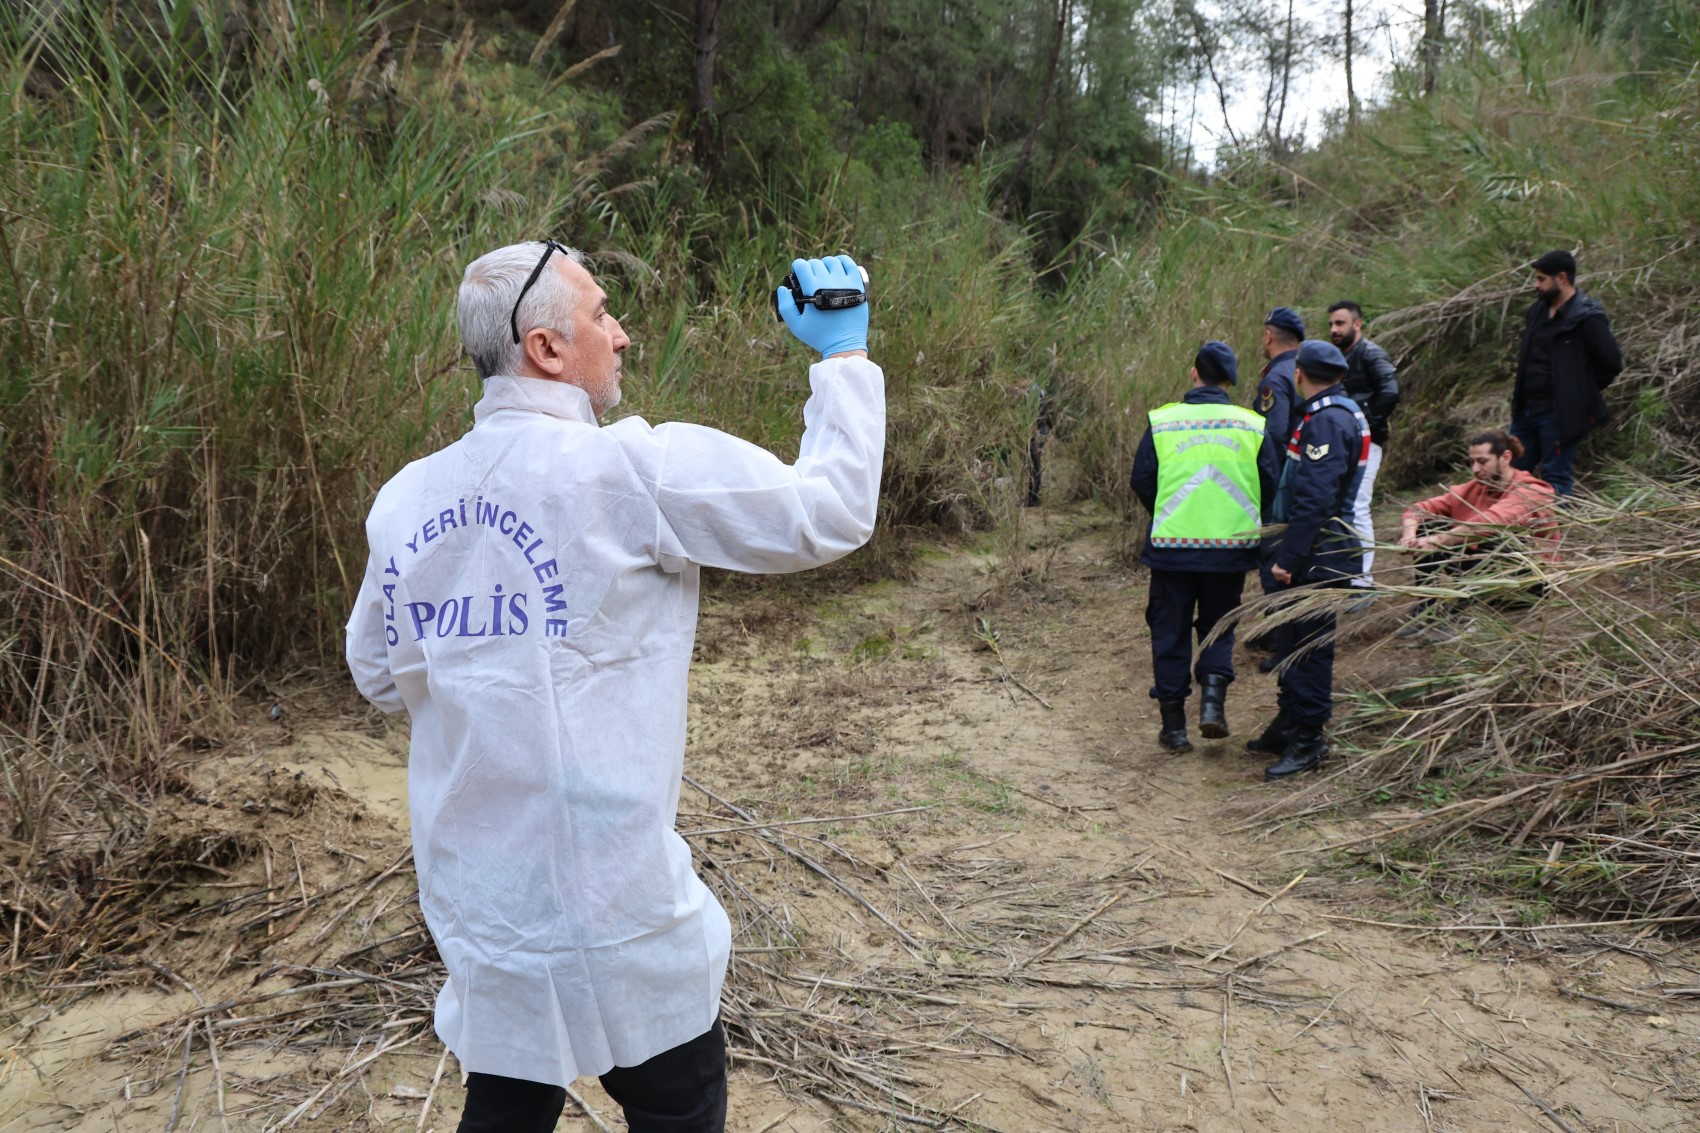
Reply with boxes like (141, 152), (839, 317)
(474, 375), (598, 426)
(1183, 385), (1233, 404)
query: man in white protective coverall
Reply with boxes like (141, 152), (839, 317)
(346, 241), (884, 1133)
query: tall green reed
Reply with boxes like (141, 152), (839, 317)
(0, 4), (604, 857)
(0, 0), (1050, 855)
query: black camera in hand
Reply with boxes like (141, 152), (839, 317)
(771, 268), (868, 323)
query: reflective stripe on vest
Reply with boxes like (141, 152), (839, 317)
(1147, 402), (1265, 549)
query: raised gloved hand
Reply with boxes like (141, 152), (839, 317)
(776, 254), (869, 358)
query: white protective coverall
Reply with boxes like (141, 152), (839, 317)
(345, 357), (884, 1086)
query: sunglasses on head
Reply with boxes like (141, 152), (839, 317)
(510, 239), (572, 345)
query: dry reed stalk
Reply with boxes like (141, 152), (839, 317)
(78, 772), (1351, 1129)
(529, 0), (579, 68)
(1248, 479), (1700, 931)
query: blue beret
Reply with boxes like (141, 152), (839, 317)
(1194, 340), (1239, 385)
(1264, 307), (1305, 337)
(1296, 339), (1348, 375)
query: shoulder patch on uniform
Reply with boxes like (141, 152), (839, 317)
(1305, 443), (1330, 461)
(1258, 389), (1275, 413)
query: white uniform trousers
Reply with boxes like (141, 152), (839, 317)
(1349, 441), (1382, 588)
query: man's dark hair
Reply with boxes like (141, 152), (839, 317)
(1327, 300), (1363, 319)
(1267, 325), (1301, 347)
(1469, 428), (1525, 460)
(1532, 249), (1577, 282)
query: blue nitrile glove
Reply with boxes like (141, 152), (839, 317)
(776, 254), (869, 358)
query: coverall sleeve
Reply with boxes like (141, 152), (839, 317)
(1274, 413), (1354, 574)
(345, 552), (405, 714)
(611, 355), (886, 574)
(1130, 426), (1158, 513)
(1582, 313), (1624, 389)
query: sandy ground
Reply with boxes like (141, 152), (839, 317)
(3, 504), (1697, 1132)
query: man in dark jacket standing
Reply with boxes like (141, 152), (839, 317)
(1512, 250), (1623, 497)
(1131, 342), (1279, 752)
(1328, 301), (1399, 589)
(1248, 341), (1369, 781)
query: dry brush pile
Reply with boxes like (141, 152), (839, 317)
(1253, 477), (1700, 932)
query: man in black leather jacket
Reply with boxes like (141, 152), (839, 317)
(1327, 300), (1398, 590)
(1511, 250), (1623, 497)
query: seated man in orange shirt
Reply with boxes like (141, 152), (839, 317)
(1396, 428), (1558, 640)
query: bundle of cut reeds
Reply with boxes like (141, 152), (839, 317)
(1255, 474), (1700, 930)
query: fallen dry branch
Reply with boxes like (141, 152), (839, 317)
(34, 761), (1370, 1130)
(84, 783), (1205, 1129)
(1271, 477), (1700, 932)
(0, 770), (1432, 1133)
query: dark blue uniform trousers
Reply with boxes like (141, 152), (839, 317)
(1273, 586), (1340, 726)
(1253, 537), (1295, 659)
(1146, 569), (1245, 701)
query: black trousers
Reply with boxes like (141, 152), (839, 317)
(1249, 541), (1292, 657)
(1412, 537), (1548, 609)
(1271, 582), (1344, 727)
(1026, 434), (1045, 506)
(456, 1019), (727, 1133)
(1146, 568), (1244, 701)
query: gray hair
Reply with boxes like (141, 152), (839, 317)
(457, 242), (587, 380)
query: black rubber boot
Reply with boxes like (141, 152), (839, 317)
(1198, 675), (1230, 739)
(1264, 726), (1329, 780)
(1244, 710), (1296, 755)
(1157, 699), (1193, 753)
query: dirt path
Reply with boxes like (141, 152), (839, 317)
(4, 506), (1697, 1132)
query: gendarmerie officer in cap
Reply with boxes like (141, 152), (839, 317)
(1248, 339), (1370, 780)
(1248, 306), (1305, 669)
(1131, 342), (1278, 751)
(1254, 307), (1305, 457)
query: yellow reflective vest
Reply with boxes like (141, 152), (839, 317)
(1147, 401), (1265, 548)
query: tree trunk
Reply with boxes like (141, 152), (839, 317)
(806, 0), (844, 41)
(1422, 0), (1441, 95)
(690, 0), (721, 173)
(1272, 0), (1296, 154)
(1344, 0), (1357, 127)
(1190, 8), (1241, 151)
(1000, 0), (1071, 213)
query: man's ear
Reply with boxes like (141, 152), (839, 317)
(525, 328), (564, 376)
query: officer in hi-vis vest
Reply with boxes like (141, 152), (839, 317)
(1131, 342), (1279, 752)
